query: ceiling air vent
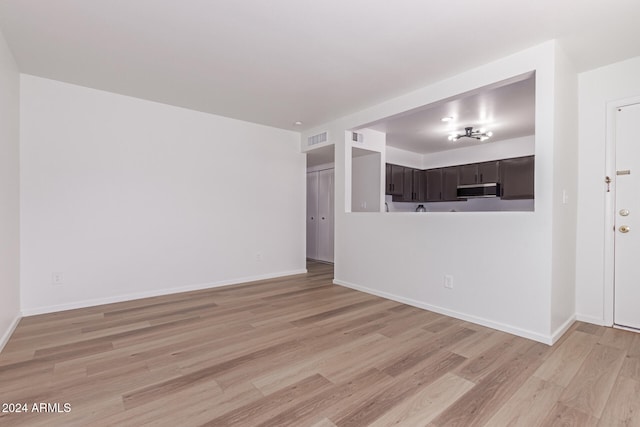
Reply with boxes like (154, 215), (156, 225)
(307, 131), (328, 146)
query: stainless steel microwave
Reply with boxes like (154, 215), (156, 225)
(457, 183), (501, 198)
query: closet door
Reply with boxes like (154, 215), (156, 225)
(316, 169), (335, 263)
(306, 172), (319, 260)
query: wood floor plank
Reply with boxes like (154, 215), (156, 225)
(598, 375), (640, 426)
(599, 327), (636, 350)
(255, 368), (393, 427)
(123, 339), (301, 409)
(559, 343), (626, 418)
(251, 333), (387, 395)
(2, 261), (639, 426)
(576, 321), (606, 336)
(534, 330), (600, 387)
(454, 335), (532, 383)
(447, 328), (511, 359)
(484, 375), (564, 426)
(541, 402), (599, 426)
(200, 374), (333, 426)
(430, 341), (550, 427)
(331, 351), (467, 426)
(367, 372), (475, 426)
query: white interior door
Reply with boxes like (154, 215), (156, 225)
(614, 102), (640, 330)
(306, 172), (318, 260)
(316, 169), (335, 263)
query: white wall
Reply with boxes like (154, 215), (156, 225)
(386, 146), (423, 169)
(305, 41), (566, 344)
(351, 149), (381, 212)
(0, 29), (20, 350)
(20, 75), (306, 314)
(422, 135), (535, 169)
(550, 45), (579, 337)
(576, 56), (640, 325)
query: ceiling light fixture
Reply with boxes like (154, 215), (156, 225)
(448, 126), (493, 142)
(294, 121), (303, 126)
(441, 116), (454, 122)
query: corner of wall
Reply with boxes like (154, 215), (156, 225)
(0, 26), (21, 353)
(549, 42), (580, 335)
(0, 315), (21, 353)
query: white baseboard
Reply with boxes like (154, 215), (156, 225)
(576, 313), (609, 326)
(333, 279), (554, 345)
(22, 269), (308, 316)
(550, 315), (576, 344)
(0, 315), (22, 353)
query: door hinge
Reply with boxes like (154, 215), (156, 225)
(605, 176), (611, 192)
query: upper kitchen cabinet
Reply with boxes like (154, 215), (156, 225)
(424, 166), (459, 202)
(500, 156), (534, 199)
(385, 164), (404, 196)
(399, 168), (425, 202)
(425, 169), (442, 202)
(458, 164), (478, 186)
(442, 166), (460, 201)
(478, 161), (500, 183)
(459, 161), (500, 185)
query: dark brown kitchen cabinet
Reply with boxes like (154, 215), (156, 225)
(459, 161), (500, 185)
(425, 169), (443, 202)
(459, 164), (479, 185)
(395, 167), (424, 202)
(478, 161), (500, 183)
(387, 156), (533, 203)
(402, 168), (413, 201)
(413, 169), (426, 202)
(385, 164), (404, 196)
(425, 167), (459, 201)
(500, 156), (534, 199)
(442, 166), (460, 201)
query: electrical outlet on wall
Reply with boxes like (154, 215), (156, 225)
(52, 272), (64, 285)
(444, 274), (453, 289)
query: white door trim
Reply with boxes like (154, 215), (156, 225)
(604, 95), (640, 327)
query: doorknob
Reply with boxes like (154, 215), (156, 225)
(620, 209), (630, 217)
(619, 225), (630, 233)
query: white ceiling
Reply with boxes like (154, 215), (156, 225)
(365, 74), (535, 154)
(0, 1), (639, 131)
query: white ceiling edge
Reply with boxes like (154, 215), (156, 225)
(0, 1), (638, 131)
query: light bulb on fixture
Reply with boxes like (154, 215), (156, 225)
(447, 126), (493, 142)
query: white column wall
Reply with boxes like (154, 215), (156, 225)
(304, 41), (563, 343)
(550, 44), (579, 338)
(0, 28), (21, 351)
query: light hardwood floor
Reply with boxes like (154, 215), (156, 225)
(1, 261), (639, 426)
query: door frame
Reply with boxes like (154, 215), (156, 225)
(604, 95), (640, 327)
